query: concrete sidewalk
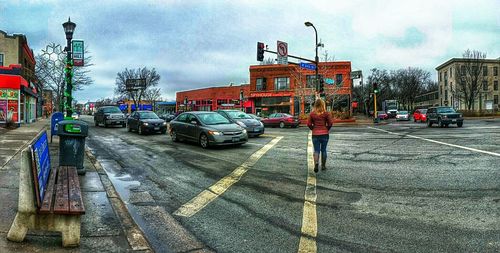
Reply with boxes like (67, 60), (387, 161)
(0, 120), (151, 252)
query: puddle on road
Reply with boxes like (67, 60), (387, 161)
(97, 158), (140, 204)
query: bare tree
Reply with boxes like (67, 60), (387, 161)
(115, 67), (161, 110)
(35, 43), (94, 112)
(453, 49), (488, 110)
(261, 57), (275, 65)
(95, 97), (114, 109)
(391, 67), (431, 110)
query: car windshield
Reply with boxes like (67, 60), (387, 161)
(398, 111), (408, 114)
(226, 111), (252, 119)
(103, 107), (122, 113)
(198, 113), (232, 125)
(437, 107), (456, 113)
(378, 111), (385, 114)
(420, 109), (427, 114)
(139, 112), (159, 119)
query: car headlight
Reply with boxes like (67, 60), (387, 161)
(143, 122), (149, 126)
(242, 129), (247, 134)
(236, 121), (247, 128)
(163, 122), (167, 125)
(459, 114), (463, 118)
(259, 121), (264, 127)
(442, 115), (447, 119)
(208, 130), (223, 136)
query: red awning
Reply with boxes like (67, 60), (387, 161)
(0, 74), (22, 89)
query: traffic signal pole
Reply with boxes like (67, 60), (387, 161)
(373, 93), (377, 119)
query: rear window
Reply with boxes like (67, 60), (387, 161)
(398, 111), (408, 114)
(139, 111), (159, 119)
(420, 109), (427, 113)
(225, 111), (252, 119)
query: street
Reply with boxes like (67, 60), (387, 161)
(82, 115), (500, 252)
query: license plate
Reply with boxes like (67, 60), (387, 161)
(154, 127), (160, 130)
(232, 137), (239, 142)
(452, 120), (456, 123)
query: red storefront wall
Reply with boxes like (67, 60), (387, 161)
(175, 84), (250, 112)
(249, 62), (352, 116)
(0, 65), (35, 123)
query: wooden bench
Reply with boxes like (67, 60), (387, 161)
(7, 131), (85, 247)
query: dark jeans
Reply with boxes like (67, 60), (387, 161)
(312, 134), (329, 158)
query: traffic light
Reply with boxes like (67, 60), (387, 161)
(373, 82), (379, 94)
(319, 78), (325, 93)
(257, 42), (264, 61)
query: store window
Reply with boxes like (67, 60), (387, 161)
(335, 74), (343, 86)
(256, 78), (266, 91)
(494, 95), (498, 105)
(494, 81), (498, 91)
(0, 54), (3, 66)
(274, 77), (289, 90)
(494, 67), (498, 76)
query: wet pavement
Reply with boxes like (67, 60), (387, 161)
(0, 119), (151, 252)
(82, 115), (500, 253)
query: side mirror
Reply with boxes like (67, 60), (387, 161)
(190, 120), (198, 125)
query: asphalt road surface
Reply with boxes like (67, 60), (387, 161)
(82, 115), (500, 253)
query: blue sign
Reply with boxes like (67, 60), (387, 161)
(299, 62), (316, 70)
(31, 132), (51, 206)
(324, 78), (334, 85)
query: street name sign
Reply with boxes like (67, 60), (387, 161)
(72, 40), (84, 67)
(300, 62), (316, 70)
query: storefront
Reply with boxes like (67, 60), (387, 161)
(0, 65), (38, 125)
(176, 84), (250, 112)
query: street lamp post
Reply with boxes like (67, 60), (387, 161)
(305, 21), (319, 94)
(62, 17), (76, 118)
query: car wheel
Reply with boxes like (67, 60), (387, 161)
(127, 124), (131, 132)
(138, 125), (143, 135)
(457, 122), (463, 127)
(413, 118), (416, 122)
(171, 129), (179, 142)
(427, 119), (432, 127)
(279, 122), (285, 128)
(199, 133), (209, 149)
(122, 123), (126, 128)
(438, 118), (444, 128)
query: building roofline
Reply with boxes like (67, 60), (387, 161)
(436, 57), (500, 70)
(176, 83), (249, 94)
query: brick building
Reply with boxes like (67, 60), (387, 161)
(176, 84), (250, 112)
(249, 61), (352, 117)
(0, 31), (40, 125)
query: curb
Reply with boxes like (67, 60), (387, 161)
(84, 147), (153, 252)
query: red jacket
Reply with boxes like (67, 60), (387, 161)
(307, 111), (334, 136)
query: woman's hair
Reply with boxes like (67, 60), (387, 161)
(312, 98), (326, 114)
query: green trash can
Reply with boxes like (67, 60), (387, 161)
(58, 120), (88, 175)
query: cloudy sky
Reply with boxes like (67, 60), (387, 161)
(1, 0), (499, 102)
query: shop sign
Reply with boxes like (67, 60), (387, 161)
(72, 40), (84, 67)
(249, 92), (292, 98)
(0, 89), (19, 100)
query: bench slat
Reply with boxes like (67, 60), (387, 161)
(67, 167), (85, 214)
(54, 166), (69, 213)
(39, 167), (57, 213)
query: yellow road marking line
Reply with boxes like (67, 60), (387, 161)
(298, 132), (317, 253)
(174, 136), (283, 218)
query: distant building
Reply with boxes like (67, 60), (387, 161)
(176, 84), (250, 112)
(249, 61), (352, 116)
(436, 57), (500, 111)
(413, 91), (439, 109)
(42, 89), (54, 117)
(0, 31), (40, 125)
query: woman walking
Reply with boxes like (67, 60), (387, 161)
(307, 99), (334, 173)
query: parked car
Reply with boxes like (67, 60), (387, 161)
(71, 112), (79, 120)
(127, 111), (167, 134)
(377, 111), (389, 120)
(261, 113), (300, 128)
(94, 106), (126, 127)
(413, 109), (427, 122)
(216, 110), (264, 137)
(169, 111), (248, 148)
(426, 106), (463, 128)
(395, 111), (410, 121)
(248, 113), (262, 121)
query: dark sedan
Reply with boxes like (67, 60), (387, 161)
(216, 110), (264, 137)
(126, 111), (167, 134)
(261, 113), (300, 128)
(169, 111), (248, 148)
